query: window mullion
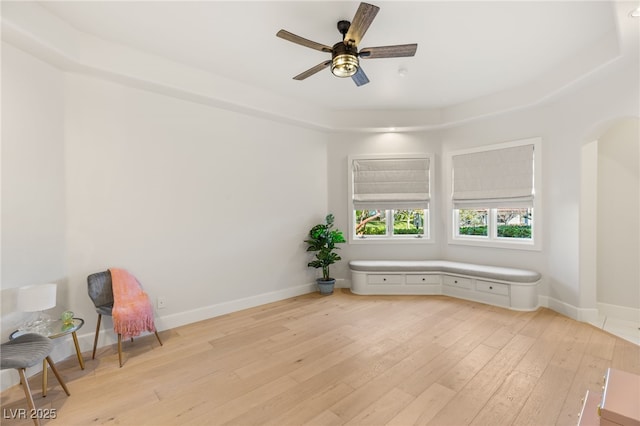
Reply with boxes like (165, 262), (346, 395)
(489, 208), (496, 240)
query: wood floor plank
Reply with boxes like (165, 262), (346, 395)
(512, 364), (576, 426)
(288, 335), (398, 384)
(262, 382), (354, 426)
(584, 326), (617, 361)
(484, 326), (518, 350)
(303, 409), (343, 426)
(220, 372), (350, 425)
(386, 382), (456, 426)
(436, 343), (498, 392)
(555, 353), (610, 426)
(331, 341), (447, 423)
(612, 336), (640, 373)
(470, 370), (538, 425)
(398, 316), (505, 397)
(1, 291), (638, 426)
(233, 328), (355, 380)
(518, 308), (557, 338)
(514, 314), (575, 379)
(426, 332), (536, 425)
(344, 387), (415, 426)
(180, 375), (300, 425)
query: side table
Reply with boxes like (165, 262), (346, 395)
(10, 318), (85, 397)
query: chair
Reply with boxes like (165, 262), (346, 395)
(87, 270), (163, 367)
(1, 333), (70, 426)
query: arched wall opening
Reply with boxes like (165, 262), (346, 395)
(580, 116), (639, 342)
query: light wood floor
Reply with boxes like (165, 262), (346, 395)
(2, 290), (639, 426)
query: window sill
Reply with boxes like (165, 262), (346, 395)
(349, 236), (435, 245)
(449, 237), (540, 251)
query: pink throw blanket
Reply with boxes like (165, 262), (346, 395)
(110, 268), (156, 340)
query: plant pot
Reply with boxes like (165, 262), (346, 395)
(316, 278), (336, 295)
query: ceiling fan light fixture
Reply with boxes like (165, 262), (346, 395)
(332, 53), (359, 77)
(331, 42), (359, 77)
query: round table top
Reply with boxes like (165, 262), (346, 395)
(10, 318), (84, 340)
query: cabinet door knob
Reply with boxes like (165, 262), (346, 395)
(489, 286), (493, 290)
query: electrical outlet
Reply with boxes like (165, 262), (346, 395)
(157, 297), (167, 309)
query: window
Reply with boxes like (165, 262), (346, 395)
(349, 154), (432, 243)
(355, 209), (427, 237)
(454, 207), (533, 240)
(449, 138), (541, 249)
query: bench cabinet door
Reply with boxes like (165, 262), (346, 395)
(367, 274), (404, 285)
(476, 280), (510, 296)
(442, 275), (472, 290)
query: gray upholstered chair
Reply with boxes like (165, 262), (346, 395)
(87, 270), (163, 367)
(1, 333), (70, 426)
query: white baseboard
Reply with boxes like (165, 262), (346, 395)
(538, 297), (639, 326)
(154, 282), (316, 331)
(538, 295), (599, 323)
(538, 295), (639, 344)
(597, 302), (640, 323)
(539, 295), (577, 319)
(0, 282), (316, 392)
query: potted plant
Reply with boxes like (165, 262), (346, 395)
(304, 213), (346, 295)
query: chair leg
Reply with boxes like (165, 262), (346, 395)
(17, 368), (39, 426)
(154, 330), (163, 346)
(41, 359), (48, 397)
(117, 334), (123, 368)
(92, 313), (102, 360)
(45, 356), (70, 396)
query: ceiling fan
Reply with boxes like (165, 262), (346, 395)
(276, 2), (418, 87)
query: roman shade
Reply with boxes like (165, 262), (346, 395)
(452, 144), (534, 208)
(352, 157), (430, 210)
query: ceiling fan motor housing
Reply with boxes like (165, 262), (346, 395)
(331, 41), (359, 77)
(337, 20), (351, 36)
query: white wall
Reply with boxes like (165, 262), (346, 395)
(1, 43), (67, 335)
(597, 118), (639, 310)
(579, 140), (598, 315)
(62, 73), (328, 332)
(327, 50), (639, 319)
(1, 41), (329, 390)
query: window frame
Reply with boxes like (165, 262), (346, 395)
(348, 153), (434, 244)
(446, 138), (542, 251)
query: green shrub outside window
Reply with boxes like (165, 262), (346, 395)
(355, 209), (425, 237)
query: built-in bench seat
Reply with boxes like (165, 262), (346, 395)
(349, 260), (541, 311)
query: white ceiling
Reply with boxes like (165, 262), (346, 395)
(35, 1), (625, 113)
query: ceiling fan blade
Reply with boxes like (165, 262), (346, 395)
(293, 60), (332, 80)
(351, 67), (369, 87)
(344, 2), (380, 46)
(276, 29), (333, 52)
(359, 44), (418, 59)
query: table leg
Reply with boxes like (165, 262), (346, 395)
(72, 331), (85, 370)
(42, 359), (48, 397)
